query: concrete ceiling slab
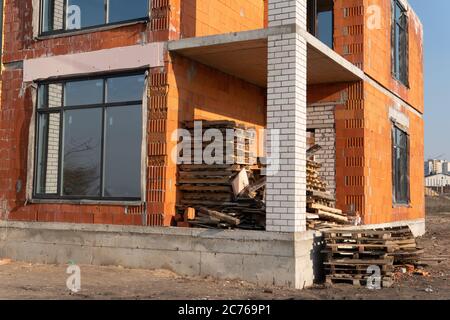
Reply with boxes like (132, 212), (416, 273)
(168, 27), (363, 88)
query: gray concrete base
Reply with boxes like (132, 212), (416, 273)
(0, 221), (324, 289)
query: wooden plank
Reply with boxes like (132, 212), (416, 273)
(185, 207), (196, 221)
(308, 203), (343, 215)
(197, 207), (241, 226)
(322, 227), (412, 236)
(178, 177), (231, 184)
(179, 171), (233, 177)
(179, 185), (232, 192)
(179, 164), (242, 171)
(314, 210), (349, 224)
(324, 258), (394, 266)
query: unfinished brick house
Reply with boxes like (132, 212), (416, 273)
(0, 0), (424, 288)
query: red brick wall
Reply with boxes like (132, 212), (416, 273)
(0, 0), (174, 226)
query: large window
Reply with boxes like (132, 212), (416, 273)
(392, 125), (410, 205)
(34, 73), (146, 201)
(392, 0), (409, 86)
(307, 0), (334, 48)
(40, 0), (149, 35)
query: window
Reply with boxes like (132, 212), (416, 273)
(392, 125), (409, 204)
(34, 73), (146, 201)
(307, 0), (334, 48)
(0, 0), (3, 60)
(392, 0), (409, 86)
(40, 0), (149, 35)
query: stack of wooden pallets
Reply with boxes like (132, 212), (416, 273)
(178, 164), (243, 205)
(183, 120), (257, 165)
(306, 159), (350, 230)
(322, 226), (423, 288)
(307, 160), (328, 192)
(176, 120), (264, 229)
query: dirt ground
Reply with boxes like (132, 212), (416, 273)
(0, 209), (449, 300)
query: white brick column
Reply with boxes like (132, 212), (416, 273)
(266, 0), (307, 232)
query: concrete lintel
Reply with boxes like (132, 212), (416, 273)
(23, 43), (165, 82)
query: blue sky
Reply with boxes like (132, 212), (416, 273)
(408, 0), (450, 160)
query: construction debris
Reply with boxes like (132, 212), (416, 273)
(176, 120), (353, 231)
(323, 226), (423, 288)
(0, 259), (12, 266)
(306, 159), (350, 230)
(176, 120), (265, 230)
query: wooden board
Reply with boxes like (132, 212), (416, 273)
(308, 203), (343, 215)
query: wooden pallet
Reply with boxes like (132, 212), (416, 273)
(323, 226), (421, 287)
(326, 275), (394, 288)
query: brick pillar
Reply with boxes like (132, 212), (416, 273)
(266, 0), (308, 232)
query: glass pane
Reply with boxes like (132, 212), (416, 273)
(399, 130), (407, 149)
(395, 3), (402, 21)
(307, 0), (316, 34)
(37, 85), (48, 109)
(395, 25), (401, 76)
(67, 0), (105, 30)
(63, 108), (102, 196)
(64, 79), (104, 106)
(41, 0), (65, 32)
(106, 74), (146, 103)
(38, 84), (63, 109)
(41, 0), (51, 32)
(318, 10), (333, 48)
(104, 105), (142, 198)
(35, 113), (61, 194)
(108, 0), (148, 24)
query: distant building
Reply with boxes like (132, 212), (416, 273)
(443, 161), (449, 175)
(425, 174), (450, 188)
(424, 160), (434, 176)
(425, 159), (446, 175)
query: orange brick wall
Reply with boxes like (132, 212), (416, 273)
(363, 81), (424, 224)
(174, 0), (266, 38)
(332, 0), (424, 113)
(0, 0), (267, 227)
(165, 53), (266, 222)
(308, 80), (424, 224)
(363, 0), (424, 113)
(334, 0), (365, 69)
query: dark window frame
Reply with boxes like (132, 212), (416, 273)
(0, 0), (3, 61)
(391, 0), (409, 87)
(392, 124), (410, 205)
(33, 71), (146, 202)
(38, 0), (150, 37)
(307, 0), (334, 49)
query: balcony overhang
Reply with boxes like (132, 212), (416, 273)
(168, 26), (364, 88)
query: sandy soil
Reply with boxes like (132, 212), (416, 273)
(0, 210), (449, 300)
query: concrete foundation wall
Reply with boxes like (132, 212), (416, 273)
(0, 221), (323, 289)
